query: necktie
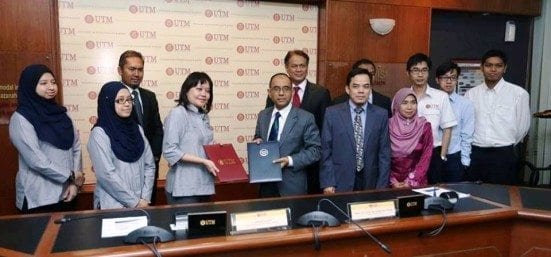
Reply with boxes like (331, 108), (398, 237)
(132, 89), (143, 126)
(268, 112), (281, 141)
(292, 86), (301, 107)
(353, 107), (364, 172)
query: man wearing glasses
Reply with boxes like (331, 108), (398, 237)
(435, 61), (474, 182)
(407, 53), (457, 184)
(254, 73), (321, 197)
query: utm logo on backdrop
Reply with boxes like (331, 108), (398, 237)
(61, 53), (77, 62)
(213, 125), (230, 133)
(236, 68), (260, 76)
(65, 104), (79, 112)
(143, 55), (157, 63)
(205, 33), (229, 42)
(165, 43), (191, 52)
(60, 1), (74, 8)
(142, 80), (159, 87)
(86, 41), (114, 49)
(302, 4), (315, 11)
(213, 80), (230, 87)
(86, 66), (116, 75)
(63, 79), (79, 87)
(60, 27), (76, 36)
(213, 103), (230, 110)
(272, 36), (295, 44)
(302, 26), (317, 34)
(130, 30), (157, 39)
(236, 0), (260, 7)
(128, 5), (157, 14)
(273, 13), (295, 22)
(165, 67), (191, 76)
(205, 57), (230, 65)
(236, 135), (254, 143)
(236, 45), (260, 54)
(204, 9), (229, 18)
(236, 22), (260, 31)
(165, 91), (180, 100)
(236, 91), (260, 99)
(272, 58), (284, 67)
(87, 91), (97, 100)
(84, 15), (113, 24)
(302, 47), (318, 56)
(236, 113), (257, 121)
(165, 19), (191, 28)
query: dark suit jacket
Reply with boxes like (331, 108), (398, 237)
(331, 90), (392, 118)
(133, 87), (164, 159)
(266, 80), (331, 131)
(254, 107), (321, 196)
(319, 102), (390, 192)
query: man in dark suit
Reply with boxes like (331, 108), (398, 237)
(118, 50), (164, 205)
(265, 50), (331, 194)
(332, 59), (392, 117)
(320, 68), (390, 193)
(254, 73), (321, 197)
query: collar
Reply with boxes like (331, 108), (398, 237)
(484, 78), (505, 93)
(293, 79), (307, 91)
(449, 92), (459, 102)
(347, 100), (368, 113)
(272, 102), (292, 117)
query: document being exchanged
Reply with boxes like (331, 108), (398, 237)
(412, 186), (471, 199)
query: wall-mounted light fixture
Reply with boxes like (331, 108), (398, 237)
(505, 20), (516, 42)
(369, 18), (395, 36)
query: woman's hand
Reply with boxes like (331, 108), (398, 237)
(135, 199), (149, 208)
(203, 159), (219, 176)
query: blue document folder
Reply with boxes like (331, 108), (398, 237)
(247, 142), (282, 183)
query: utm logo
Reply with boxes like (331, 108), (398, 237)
(86, 66), (115, 75)
(236, 135), (254, 143)
(166, 91), (180, 100)
(236, 45), (260, 54)
(130, 30), (156, 39)
(302, 47), (318, 55)
(302, 26), (318, 34)
(165, 43), (191, 52)
(87, 91), (97, 100)
(61, 53), (77, 62)
(205, 9), (229, 18)
(86, 41), (114, 49)
(273, 36), (295, 44)
(129, 5), (156, 14)
(64, 104), (79, 112)
(60, 27), (75, 35)
(205, 33), (229, 41)
(236, 22), (260, 31)
(236, 0), (260, 7)
(165, 19), (190, 28)
(236, 113), (258, 121)
(63, 79), (78, 87)
(236, 68), (260, 76)
(205, 57), (229, 65)
(273, 13), (295, 22)
(213, 125), (230, 132)
(213, 103), (229, 110)
(272, 58), (284, 66)
(143, 55), (157, 63)
(214, 80), (230, 87)
(165, 67), (191, 76)
(236, 91), (260, 99)
(84, 15), (113, 24)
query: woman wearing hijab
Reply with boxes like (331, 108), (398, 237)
(88, 81), (155, 209)
(163, 72), (219, 204)
(9, 64), (84, 213)
(389, 88), (433, 188)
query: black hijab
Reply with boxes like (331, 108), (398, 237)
(95, 81), (144, 163)
(16, 64), (74, 150)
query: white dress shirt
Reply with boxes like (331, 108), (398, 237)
(465, 78), (531, 147)
(414, 85), (457, 147)
(292, 79), (307, 102)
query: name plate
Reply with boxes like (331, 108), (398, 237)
(347, 200), (397, 221)
(230, 208), (291, 235)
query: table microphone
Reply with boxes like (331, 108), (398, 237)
(54, 214), (104, 224)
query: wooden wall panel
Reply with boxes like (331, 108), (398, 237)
(319, 1), (430, 97)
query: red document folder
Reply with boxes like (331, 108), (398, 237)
(203, 144), (249, 183)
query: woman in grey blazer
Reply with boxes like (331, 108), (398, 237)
(9, 64), (84, 213)
(88, 82), (155, 209)
(163, 72), (219, 204)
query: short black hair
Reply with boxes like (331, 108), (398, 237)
(284, 50), (309, 66)
(118, 50), (144, 68)
(352, 59), (376, 72)
(177, 72), (213, 113)
(346, 68), (372, 85)
(435, 61), (461, 78)
(406, 53), (432, 71)
(481, 49), (507, 65)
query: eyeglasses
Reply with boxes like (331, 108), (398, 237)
(410, 68), (429, 74)
(115, 97), (134, 105)
(438, 76), (458, 82)
(270, 86), (292, 93)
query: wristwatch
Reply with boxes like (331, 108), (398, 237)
(68, 171), (76, 184)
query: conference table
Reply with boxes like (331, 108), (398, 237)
(0, 183), (549, 257)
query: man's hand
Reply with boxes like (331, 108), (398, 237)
(323, 187), (335, 194)
(252, 138), (263, 144)
(62, 184), (78, 202)
(273, 157), (289, 168)
(135, 199), (149, 208)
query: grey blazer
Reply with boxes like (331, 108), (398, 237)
(254, 107), (321, 196)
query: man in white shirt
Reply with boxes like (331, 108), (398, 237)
(464, 49), (530, 185)
(407, 53), (457, 184)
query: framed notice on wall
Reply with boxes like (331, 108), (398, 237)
(453, 59), (484, 96)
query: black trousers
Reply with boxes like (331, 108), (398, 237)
(466, 145), (519, 185)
